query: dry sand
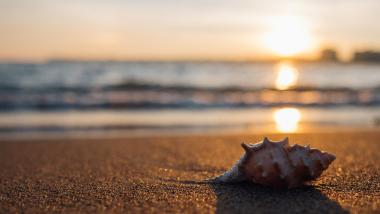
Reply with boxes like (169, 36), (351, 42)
(1, 132), (380, 213)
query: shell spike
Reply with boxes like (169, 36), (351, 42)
(326, 153), (336, 163)
(280, 137), (289, 147)
(241, 143), (250, 153)
(263, 137), (271, 145)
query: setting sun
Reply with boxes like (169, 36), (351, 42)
(273, 108), (301, 133)
(275, 62), (299, 90)
(263, 16), (314, 57)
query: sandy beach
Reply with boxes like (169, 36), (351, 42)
(1, 131), (379, 213)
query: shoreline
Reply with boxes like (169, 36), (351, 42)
(0, 126), (379, 142)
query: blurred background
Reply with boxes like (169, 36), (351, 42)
(1, 0), (380, 139)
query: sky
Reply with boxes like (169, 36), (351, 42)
(1, 0), (380, 61)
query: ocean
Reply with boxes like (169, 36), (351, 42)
(0, 61), (379, 139)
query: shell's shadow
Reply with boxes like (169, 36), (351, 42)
(210, 182), (349, 214)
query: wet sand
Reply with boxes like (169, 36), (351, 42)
(1, 132), (380, 213)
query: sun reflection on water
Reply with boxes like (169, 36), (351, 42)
(275, 62), (299, 90)
(273, 108), (301, 133)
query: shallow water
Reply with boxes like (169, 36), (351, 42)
(0, 61), (380, 138)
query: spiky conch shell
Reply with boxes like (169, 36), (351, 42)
(212, 137), (336, 188)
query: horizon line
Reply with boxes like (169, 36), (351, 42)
(2, 48), (380, 63)
(0, 57), (378, 64)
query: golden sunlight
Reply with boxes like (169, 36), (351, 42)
(275, 62), (299, 90)
(273, 108), (301, 133)
(263, 16), (314, 57)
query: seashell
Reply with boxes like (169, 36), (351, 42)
(212, 137), (336, 188)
